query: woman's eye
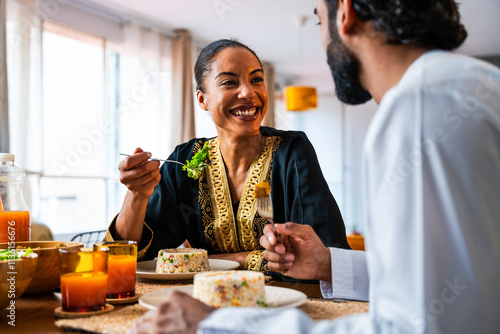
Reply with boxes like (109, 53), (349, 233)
(251, 77), (264, 83)
(221, 80), (236, 86)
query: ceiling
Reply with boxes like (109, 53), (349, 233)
(80, 0), (500, 94)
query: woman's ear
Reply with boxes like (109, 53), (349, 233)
(196, 90), (209, 111)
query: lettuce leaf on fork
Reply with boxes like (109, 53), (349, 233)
(182, 142), (211, 179)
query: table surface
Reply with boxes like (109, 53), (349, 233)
(0, 279), (325, 333)
(0, 278), (368, 334)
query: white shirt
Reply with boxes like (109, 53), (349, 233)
(199, 51), (500, 334)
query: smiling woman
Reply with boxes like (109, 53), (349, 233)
(106, 39), (350, 274)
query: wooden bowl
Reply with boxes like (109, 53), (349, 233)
(0, 252), (38, 309)
(0, 241), (83, 294)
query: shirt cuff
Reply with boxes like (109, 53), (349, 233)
(199, 307), (313, 334)
(320, 247), (369, 301)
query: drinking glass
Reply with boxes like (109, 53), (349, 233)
(59, 248), (108, 312)
(93, 241), (137, 299)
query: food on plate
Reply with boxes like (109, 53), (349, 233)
(156, 248), (210, 273)
(253, 180), (271, 198)
(193, 270), (267, 308)
(182, 142), (211, 179)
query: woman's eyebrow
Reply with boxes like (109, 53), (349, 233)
(215, 71), (237, 79)
(215, 68), (263, 79)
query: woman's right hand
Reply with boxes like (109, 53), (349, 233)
(118, 147), (161, 198)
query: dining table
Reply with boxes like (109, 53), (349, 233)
(0, 276), (369, 334)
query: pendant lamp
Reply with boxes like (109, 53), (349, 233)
(284, 16), (318, 111)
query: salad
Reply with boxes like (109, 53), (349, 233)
(182, 142), (211, 179)
(0, 247), (35, 261)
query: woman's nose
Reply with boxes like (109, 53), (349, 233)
(238, 82), (256, 99)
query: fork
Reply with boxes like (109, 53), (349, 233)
(256, 195), (281, 243)
(119, 153), (213, 169)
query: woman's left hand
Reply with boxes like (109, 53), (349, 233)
(208, 252), (250, 269)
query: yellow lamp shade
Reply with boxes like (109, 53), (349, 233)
(284, 86), (318, 111)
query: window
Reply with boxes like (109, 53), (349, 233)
(38, 23), (116, 235)
(5, 3), (174, 237)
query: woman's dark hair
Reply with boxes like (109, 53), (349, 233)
(194, 39), (262, 93)
(324, 0), (467, 50)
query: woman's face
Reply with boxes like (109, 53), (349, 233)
(197, 47), (268, 138)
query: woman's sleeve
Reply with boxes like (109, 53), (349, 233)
(105, 142), (197, 261)
(281, 132), (349, 249)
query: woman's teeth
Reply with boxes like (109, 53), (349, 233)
(231, 108), (257, 116)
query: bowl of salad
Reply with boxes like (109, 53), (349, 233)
(0, 241), (83, 294)
(0, 248), (38, 310)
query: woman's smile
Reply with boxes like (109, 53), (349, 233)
(228, 105), (260, 119)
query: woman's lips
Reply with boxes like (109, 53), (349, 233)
(229, 107), (257, 116)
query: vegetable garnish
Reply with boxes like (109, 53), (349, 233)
(0, 247), (34, 261)
(182, 142), (211, 179)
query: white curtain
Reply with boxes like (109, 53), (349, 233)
(111, 23), (175, 159)
(0, 0), (9, 152)
(4, 0), (42, 217)
(171, 29), (195, 143)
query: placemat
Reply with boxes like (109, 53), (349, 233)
(55, 279), (369, 333)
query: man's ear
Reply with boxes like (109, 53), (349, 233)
(196, 90), (209, 111)
(337, 0), (357, 36)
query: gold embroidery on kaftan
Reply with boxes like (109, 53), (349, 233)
(198, 136), (279, 254)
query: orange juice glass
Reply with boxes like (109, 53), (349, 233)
(0, 211), (30, 242)
(94, 241), (137, 299)
(59, 248), (108, 312)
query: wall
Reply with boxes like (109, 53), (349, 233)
(288, 94), (377, 233)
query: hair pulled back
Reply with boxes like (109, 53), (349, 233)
(194, 39), (262, 93)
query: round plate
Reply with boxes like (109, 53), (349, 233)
(139, 285), (307, 309)
(136, 259), (239, 280)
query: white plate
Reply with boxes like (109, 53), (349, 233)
(136, 259), (239, 280)
(139, 285), (307, 309)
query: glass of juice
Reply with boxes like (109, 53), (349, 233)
(59, 247), (108, 312)
(93, 241), (137, 299)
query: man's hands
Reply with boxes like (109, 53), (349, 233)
(260, 223), (332, 282)
(119, 147), (161, 199)
(127, 291), (215, 334)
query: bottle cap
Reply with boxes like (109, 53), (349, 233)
(0, 153), (15, 161)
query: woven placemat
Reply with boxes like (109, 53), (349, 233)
(55, 279), (369, 333)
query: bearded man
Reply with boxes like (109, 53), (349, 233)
(129, 1), (500, 333)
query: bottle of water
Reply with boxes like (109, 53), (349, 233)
(0, 153), (31, 243)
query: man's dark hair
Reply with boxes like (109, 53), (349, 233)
(324, 0), (467, 50)
(194, 39), (262, 93)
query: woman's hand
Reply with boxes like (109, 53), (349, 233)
(119, 147), (161, 199)
(114, 147), (161, 241)
(127, 290), (215, 334)
(260, 222), (332, 281)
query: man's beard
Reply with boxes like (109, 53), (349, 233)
(326, 29), (372, 105)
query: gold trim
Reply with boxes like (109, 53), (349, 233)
(137, 222), (154, 260)
(205, 138), (240, 253)
(236, 137), (276, 251)
(245, 250), (264, 271)
(201, 136), (280, 257)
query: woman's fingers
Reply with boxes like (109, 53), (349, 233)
(120, 160), (160, 183)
